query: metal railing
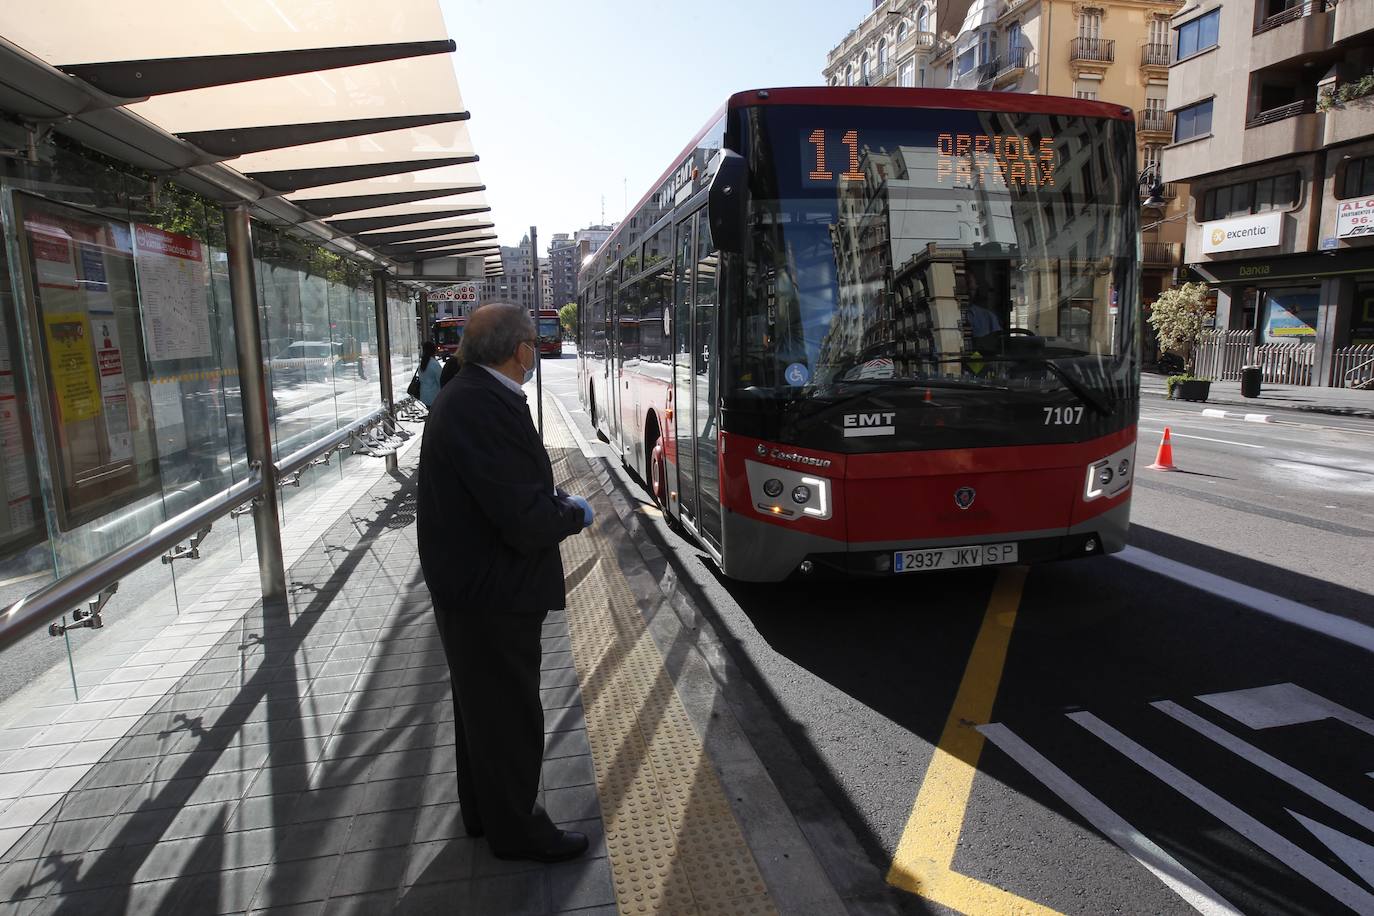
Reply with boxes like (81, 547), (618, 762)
(1245, 98), (1317, 128)
(0, 474), (265, 655)
(0, 401), (411, 655)
(1141, 42), (1170, 67)
(1071, 37), (1115, 62)
(1255, 0), (1319, 33)
(1141, 241), (1179, 265)
(1193, 329), (1316, 385)
(1138, 110), (1173, 133)
(1335, 344), (1374, 389)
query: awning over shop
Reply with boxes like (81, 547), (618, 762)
(0, 0), (503, 279)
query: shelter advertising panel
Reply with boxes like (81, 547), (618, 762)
(12, 192), (161, 531)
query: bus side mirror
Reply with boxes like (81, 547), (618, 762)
(708, 150), (748, 254)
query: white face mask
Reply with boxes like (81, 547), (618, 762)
(520, 342), (536, 384)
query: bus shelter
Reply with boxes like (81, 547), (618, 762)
(0, 0), (502, 695)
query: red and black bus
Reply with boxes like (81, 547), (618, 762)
(536, 308), (563, 358)
(577, 87), (1140, 582)
(433, 316), (465, 360)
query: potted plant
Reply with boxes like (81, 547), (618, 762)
(1147, 281), (1213, 402)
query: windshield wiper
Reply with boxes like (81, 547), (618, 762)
(980, 356), (1115, 417)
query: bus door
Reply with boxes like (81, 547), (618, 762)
(604, 267), (620, 447)
(672, 215), (698, 526)
(693, 216), (722, 549)
(672, 210), (722, 549)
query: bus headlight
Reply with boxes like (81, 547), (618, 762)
(745, 460), (833, 521)
(1084, 443), (1136, 501)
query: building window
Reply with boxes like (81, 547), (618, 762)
(861, 52), (871, 83)
(1175, 8), (1220, 61)
(900, 60), (915, 87)
(897, 21), (908, 44)
(917, 5), (929, 33)
(1202, 173), (1299, 220)
(1340, 156), (1374, 198)
(1075, 89), (1098, 100)
(846, 65), (854, 86)
(1079, 8), (1103, 39)
(878, 38), (888, 75)
(956, 49), (976, 76)
(1008, 22), (1022, 55)
(1174, 99), (1213, 142)
(1149, 16), (1169, 47)
(1142, 144), (1163, 173)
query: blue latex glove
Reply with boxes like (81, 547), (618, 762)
(567, 495), (594, 528)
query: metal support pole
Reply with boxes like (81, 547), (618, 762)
(418, 291), (432, 344)
(530, 225), (544, 439)
(372, 270), (398, 472)
(225, 205), (286, 600)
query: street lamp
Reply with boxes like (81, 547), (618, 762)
(1139, 165), (1167, 209)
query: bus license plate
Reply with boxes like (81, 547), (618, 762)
(893, 543), (1018, 573)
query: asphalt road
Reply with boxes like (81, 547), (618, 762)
(540, 354), (1374, 916)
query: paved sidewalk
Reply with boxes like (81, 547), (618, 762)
(1142, 372), (1374, 420)
(0, 393), (859, 915)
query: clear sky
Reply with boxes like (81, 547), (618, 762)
(439, 0), (874, 251)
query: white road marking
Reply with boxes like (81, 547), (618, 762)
(1288, 810), (1374, 890)
(1152, 700), (1374, 833)
(1114, 548), (1374, 654)
(1137, 426), (1264, 449)
(1068, 711), (1374, 913)
(979, 723), (1243, 916)
(1196, 684), (1374, 739)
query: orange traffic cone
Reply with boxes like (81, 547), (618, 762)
(1147, 427), (1176, 471)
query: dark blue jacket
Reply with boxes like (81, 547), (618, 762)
(417, 363), (584, 613)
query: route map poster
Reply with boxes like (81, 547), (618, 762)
(133, 224), (212, 361)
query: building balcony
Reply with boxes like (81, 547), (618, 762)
(1070, 37), (1115, 63)
(1333, 0), (1374, 44)
(931, 37), (953, 61)
(1140, 42), (1170, 68)
(1138, 110), (1174, 136)
(987, 48), (1034, 88)
(1251, 2), (1330, 71)
(1323, 96), (1374, 147)
(1243, 100), (1321, 160)
(1142, 241), (1181, 266)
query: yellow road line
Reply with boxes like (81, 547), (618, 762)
(887, 566), (1063, 915)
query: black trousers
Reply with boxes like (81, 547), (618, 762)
(431, 599), (558, 854)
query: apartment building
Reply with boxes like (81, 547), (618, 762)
(930, 0), (1189, 326)
(1164, 1), (1374, 386)
(822, 0), (941, 88)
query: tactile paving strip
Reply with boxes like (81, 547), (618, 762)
(544, 400), (776, 916)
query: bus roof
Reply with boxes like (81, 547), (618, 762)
(725, 86), (1133, 122)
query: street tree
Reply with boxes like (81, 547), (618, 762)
(559, 302), (577, 338)
(1146, 281), (1211, 376)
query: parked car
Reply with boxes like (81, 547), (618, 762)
(272, 340), (338, 384)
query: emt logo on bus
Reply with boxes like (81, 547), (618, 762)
(936, 133), (1058, 189)
(843, 412), (896, 438)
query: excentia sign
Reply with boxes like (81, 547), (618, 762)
(1200, 212), (1283, 254)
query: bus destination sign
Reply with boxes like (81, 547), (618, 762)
(936, 133), (1057, 188)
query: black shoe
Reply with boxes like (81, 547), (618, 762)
(492, 829), (589, 863)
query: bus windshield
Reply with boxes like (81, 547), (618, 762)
(734, 105), (1139, 402)
(539, 317), (560, 339)
(434, 322), (464, 347)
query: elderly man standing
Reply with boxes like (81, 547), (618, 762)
(416, 303), (594, 862)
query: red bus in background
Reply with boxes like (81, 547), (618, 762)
(577, 87), (1141, 582)
(536, 308), (562, 358)
(432, 316), (465, 360)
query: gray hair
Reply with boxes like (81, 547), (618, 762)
(459, 303), (534, 367)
